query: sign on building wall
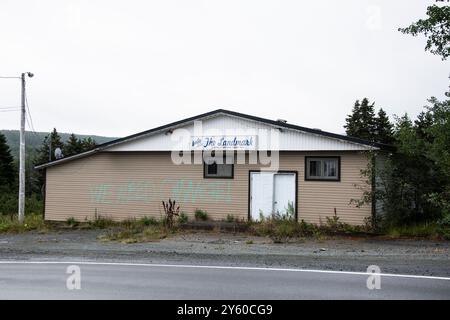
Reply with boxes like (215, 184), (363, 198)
(191, 135), (257, 150)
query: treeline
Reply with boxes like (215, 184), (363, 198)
(34, 129), (96, 164)
(0, 129), (97, 215)
(0, 129), (114, 159)
(345, 94), (450, 228)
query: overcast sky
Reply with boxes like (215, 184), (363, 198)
(0, 0), (448, 138)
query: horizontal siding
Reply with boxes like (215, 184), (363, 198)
(45, 151), (371, 225)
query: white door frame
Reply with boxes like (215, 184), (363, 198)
(248, 170), (298, 221)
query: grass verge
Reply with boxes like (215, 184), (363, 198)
(0, 214), (48, 233)
(97, 217), (172, 244)
(384, 223), (450, 240)
(1, 213), (449, 243)
(249, 217), (367, 243)
(0, 214), (173, 243)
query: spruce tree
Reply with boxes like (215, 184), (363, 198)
(358, 98), (376, 141)
(344, 98), (376, 141)
(414, 110), (434, 143)
(34, 128), (64, 165)
(80, 137), (96, 152)
(375, 108), (394, 144)
(64, 133), (83, 157)
(344, 100), (362, 138)
(33, 128), (64, 194)
(0, 133), (15, 189)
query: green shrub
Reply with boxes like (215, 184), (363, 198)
(270, 203), (295, 221)
(321, 215), (363, 234)
(178, 212), (188, 224)
(250, 215), (369, 242)
(88, 216), (115, 229)
(299, 219), (320, 237)
(139, 216), (159, 226)
(66, 217), (78, 226)
(325, 215), (342, 230)
(437, 213), (450, 227)
(0, 213), (46, 233)
(0, 193), (17, 216)
(226, 214), (236, 223)
(437, 214), (450, 240)
(250, 217), (307, 242)
(25, 194), (43, 215)
(121, 218), (138, 228)
(438, 227), (450, 240)
(0, 193), (43, 217)
(194, 209), (208, 221)
(271, 220), (302, 243)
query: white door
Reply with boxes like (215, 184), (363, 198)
(250, 172), (274, 220)
(250, 172), (296, 221)
(273, 173), (296, 216)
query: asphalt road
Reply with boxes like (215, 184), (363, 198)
(0, 262), (449, 299)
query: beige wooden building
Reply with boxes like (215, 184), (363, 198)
(36, 109), (384, 225)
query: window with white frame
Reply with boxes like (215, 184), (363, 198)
(305, 157), (340, 181)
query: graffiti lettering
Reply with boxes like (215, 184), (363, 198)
(89, 179), (232, 205)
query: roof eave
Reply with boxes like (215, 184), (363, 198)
(34, 148), (99, 170)
(34, 108), (390, 169)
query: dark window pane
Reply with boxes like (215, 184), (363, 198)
(207, 162), (217, 175)
(309, 160), (320, 176)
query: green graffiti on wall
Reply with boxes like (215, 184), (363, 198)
(89, 179), (232, 205)
(164, 178), (232, 204)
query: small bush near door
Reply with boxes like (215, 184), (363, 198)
(194, 209), (208, 221)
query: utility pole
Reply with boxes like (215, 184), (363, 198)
(18, 72), (33, 223)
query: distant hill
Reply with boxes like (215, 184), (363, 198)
(0, 130), (117, 159)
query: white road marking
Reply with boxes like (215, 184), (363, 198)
(0, 260), (449, 281)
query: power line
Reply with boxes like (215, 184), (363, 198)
(0, 76), (21, 79)
(0, 106), (21, 109)
(25, 92), (38, 135)
(25, 118), (41, 139)
(24, 92), (41, 143)
(26, 114), (41, 138)
(0, 106), (20, 112)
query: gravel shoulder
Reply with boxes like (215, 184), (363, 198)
(1, 229), (449, 277)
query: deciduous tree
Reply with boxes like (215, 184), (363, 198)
(399, 4), (450, 60)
